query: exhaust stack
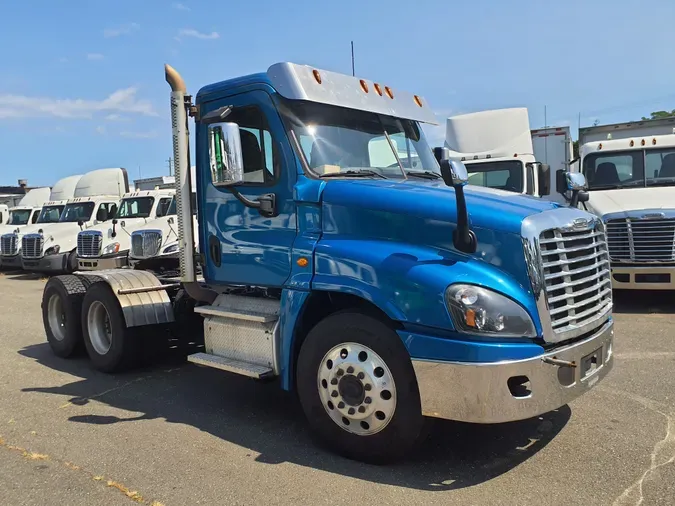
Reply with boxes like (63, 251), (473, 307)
(165, 64), (195, 284)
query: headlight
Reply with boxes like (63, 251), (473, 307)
(102, 242), (120, 255)
(162, 244), (179, 254)
(445, 284), (536, 338)
(45, 245), (60, 256)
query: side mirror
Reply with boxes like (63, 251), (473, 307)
(167, 217), (175, 225)
(208, 122), (245, 187)
(534, 163), (550, 196)
(96, 208), (109, 222)
(556, 171), (588, 208)
(439, 159), (469, 187)
(565, 172), (588, 191)
(433, 146), (451, 163)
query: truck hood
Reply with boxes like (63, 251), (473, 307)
(585, 187), (675, 217)
(320, 178), (561, 235)
(85, 219), (154, 248)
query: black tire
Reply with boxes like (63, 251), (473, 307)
(66, 250), (78, 274)
(296, 311), (425, 464)
(41, 275), (90, 358)
(81, 282), (139, 373)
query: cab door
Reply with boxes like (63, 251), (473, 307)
(197, 89), (297, 288)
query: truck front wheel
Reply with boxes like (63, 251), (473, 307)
(81, 283), (138, 372)
(296, 311), (425, 464)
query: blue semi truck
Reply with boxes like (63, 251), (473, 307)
(40, 62), (614, 463)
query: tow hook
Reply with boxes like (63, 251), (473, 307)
(542, 357), (577, 368)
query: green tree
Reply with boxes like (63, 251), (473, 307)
(641, 110), (675, 120)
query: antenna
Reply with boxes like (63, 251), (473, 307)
(544, 105), (548, 164)
(166, 157), (173, 176)
(351, 41), (355, 76)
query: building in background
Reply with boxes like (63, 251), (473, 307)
(133, 176), (175, 191)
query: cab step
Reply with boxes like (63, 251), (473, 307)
(187, 352), (274, 379)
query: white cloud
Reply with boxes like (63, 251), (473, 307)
(87, 53), (104, 61)
(57, 57), (68, 64)
(0, 87), (157, 120)
(177, 28), (219, 40)
(173, 2), (190, 10)
(95, 126), (106, 135)
(120, 130), (157, 139)
(103, 22), (140, 38)
(104, 113), (129, 122)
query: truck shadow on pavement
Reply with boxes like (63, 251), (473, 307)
(612, 290), (675, 314)
(18, 343), (570, 491)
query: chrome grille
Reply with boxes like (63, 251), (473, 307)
(1, 234), (18, 256)
(539, 224), (612, 338)
(77, 231), (102, 258)
(22, 234), (43, 258)
(606, 217), (675, 263)
(130, 230), (162, 259)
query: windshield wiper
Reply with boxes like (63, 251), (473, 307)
(405, 170), (442, 180)
(319, 169), (387, 179)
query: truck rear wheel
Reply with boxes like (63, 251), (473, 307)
(42, 275), (89, 358)
(296, 311), (425, 464)
(81, 282), (138, 373)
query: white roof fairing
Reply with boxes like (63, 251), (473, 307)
(267, 63), (438, 125)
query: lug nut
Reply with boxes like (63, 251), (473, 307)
(358, 406), (365, 413)
(348, 408), (355, 415)
(346, 366), (354, 374)
(338, 402), (345, 409)
(364, 397), (372, 404)
(331, 390), (338, 398)
(364, 384), (372, 391)
(330, 378), (338, 385)
(357, 372), (365, 380)
(336, 369), (344, 377)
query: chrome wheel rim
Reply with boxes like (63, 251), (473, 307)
(47, 294), (66, 341)
(87, 301), (112, 355)
(318, 342), (397, 436)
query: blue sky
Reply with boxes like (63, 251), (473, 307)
(2, 0), (675, 186)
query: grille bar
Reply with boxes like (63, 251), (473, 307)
(131, 230), (162, 259)
(539, 224), (613, 339)
(606, 217), (675, 262)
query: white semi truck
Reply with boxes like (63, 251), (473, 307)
(76, 188), (175, 270)
(577, 117), (675, 289)
(441, 108), (571, 204)
(19, 168), (129, 274)
(0, 187), (52, 269)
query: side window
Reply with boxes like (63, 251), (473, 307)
(210, 106), (278, 185)
(31, 210), (40, 224)
(156, 198), (172, 217)
(526, 164), (535, 195)
(485, 170), (509, 187)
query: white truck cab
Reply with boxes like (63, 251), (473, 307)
(0, 187), (52, 269)
(0, 204), (9, 225)
(442, 108), (556, 200)
(20, 168), (129, 274)
(76, 188), (175, 270)
(578, 118), (675, 289)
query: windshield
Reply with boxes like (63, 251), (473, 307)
(278, 99), (439, 178)
(583, 147), (675, 190)
(466, 160), (524, 192)
(60, 202), (95, 222)
(166, 194), (197, 216)
(37, 205), (64, 224)
(9, 209), (31, 225)
(115, 197), (155, 219)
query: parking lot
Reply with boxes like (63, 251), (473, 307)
(0, 272), (673, 506)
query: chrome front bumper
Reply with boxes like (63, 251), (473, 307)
(412, 319), (614, 424)
(611, 265), (675, 290)
(77, 253), (128, 271)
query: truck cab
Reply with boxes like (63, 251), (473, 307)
(578, 119), (675, 289)
(0, 186), (51, 269)
(76, 189), (175, 270)
(40, 62), (614, 463)
(20, 169), (128, 274)
(442, 108), (555, 200)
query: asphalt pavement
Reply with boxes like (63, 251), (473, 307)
(0, 271), (673, 506)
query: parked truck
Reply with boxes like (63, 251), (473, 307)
(39, 62), (614, 463)
(0, 187), (52, 269)
(20, 169), (128, 274)
(576, 117), (675, 289)
(75, 188), (175, 271)
(531, 125), (574, 187)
